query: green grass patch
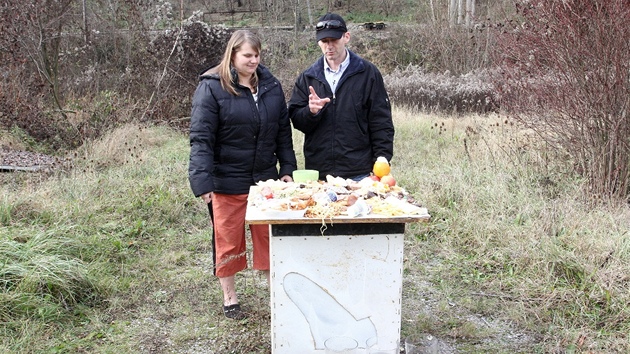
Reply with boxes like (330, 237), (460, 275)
(1, 113), (629, 353)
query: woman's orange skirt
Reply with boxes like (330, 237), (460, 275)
(210, 193), (269, 277)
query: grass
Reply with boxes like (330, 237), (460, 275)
(1, 110), (629, 353)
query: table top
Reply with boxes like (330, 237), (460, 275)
(245, 183), (431, 225)
(245, 207), (430, 224)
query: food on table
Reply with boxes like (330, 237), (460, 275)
(380, 174), (396, 187)
(249, 175), (427, 218)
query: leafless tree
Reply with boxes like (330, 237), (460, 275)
(1, 0), (76, 117)
(449, 0), (476, 26)
(493, 0), (630, 199)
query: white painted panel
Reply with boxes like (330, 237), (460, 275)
(270, 233), (404, 353)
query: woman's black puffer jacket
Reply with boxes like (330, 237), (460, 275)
(188, 64), (297, 196)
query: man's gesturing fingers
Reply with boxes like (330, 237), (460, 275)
(308, 86), (331, 114)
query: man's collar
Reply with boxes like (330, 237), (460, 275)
(324, 49), (350, 72)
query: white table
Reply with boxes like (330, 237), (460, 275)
(246, 194), (429, 353)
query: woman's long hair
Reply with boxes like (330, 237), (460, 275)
(216, 30), (261, 96)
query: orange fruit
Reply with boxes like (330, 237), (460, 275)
(373, 159), (391, 178)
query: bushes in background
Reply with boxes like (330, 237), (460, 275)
(384, 65), (497, 114)
(492, 0), (630, 200)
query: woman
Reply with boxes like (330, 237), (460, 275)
(188, 30), (296, 320)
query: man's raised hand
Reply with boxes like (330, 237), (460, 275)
(308, 86), (331, 114)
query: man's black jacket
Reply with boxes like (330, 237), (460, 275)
(288, 50), (394, 180)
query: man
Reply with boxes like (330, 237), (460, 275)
(288, 13), (395, 181)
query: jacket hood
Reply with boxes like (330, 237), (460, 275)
(197, 63), (219, 80)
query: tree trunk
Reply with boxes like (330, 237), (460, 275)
(294, 0), (300, 34)
(82, 0), (89, 44)
(306, 0), (313, 26)
(465, 0), (475, 27)
(449, 0), (457, 25)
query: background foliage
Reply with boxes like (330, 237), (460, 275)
(1, 0), (509, 149)
(492, 0), (630, 200)
(2, 0), (628, 202)
(2, 0), (630, 352)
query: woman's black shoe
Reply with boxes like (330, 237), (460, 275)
(223, 304), (247, 320)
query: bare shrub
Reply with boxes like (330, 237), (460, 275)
(147, 20), (231, 129)
(261, 22), (501, 112)
(0, 2), (551, 148)
(258, 29), (322, 100)
(352, 22), (498, 76)
(385, 65), (497, 114)
(492, 0), (630, 200)
(0, 0), (84, 150)
(0, 63), (86, 150)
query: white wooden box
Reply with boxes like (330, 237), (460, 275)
(268, 223), (405, 353)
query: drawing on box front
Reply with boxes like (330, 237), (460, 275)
(282, 272), (377, 349)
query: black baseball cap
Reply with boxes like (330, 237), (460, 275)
(315, 13), (347, 41)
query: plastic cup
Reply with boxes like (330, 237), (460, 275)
(366, 336), (399, 354)
(324, 336), (358, 354)
(292, 169), (319, 183)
